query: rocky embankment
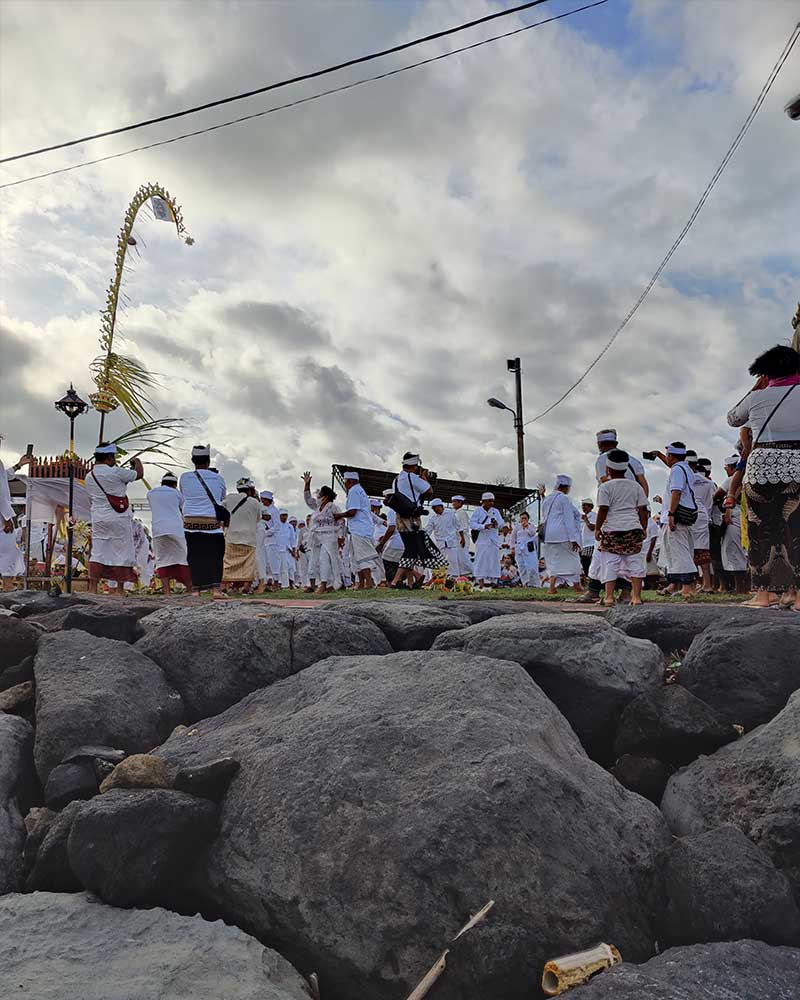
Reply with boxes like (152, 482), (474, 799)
(1, 590), (799, 999)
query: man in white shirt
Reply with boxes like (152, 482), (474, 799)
(259, 489), (282, 591)
(178, 444), (227, 597)
(450, 495), (472, 577)
(428, 499), (460, 578)
(85, 442), (143, 595)
(147, 472), (192, 594)
(579, 499), (597, 576)
(687, 455), (715, 592)
(540, 475), (583, 593)
(595, 428), (649, 495)
(469, 492), (504, 587)
(660, 442), (699, 599)
(335, 472), (379, 589)
(594, 451), (650, 606)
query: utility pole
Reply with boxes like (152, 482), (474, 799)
(508, 357), (525, 489)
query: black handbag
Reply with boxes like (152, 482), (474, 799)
(385, 474), (427, 518)
(672, 467), (698, 526)
(195, 472), (230, 526)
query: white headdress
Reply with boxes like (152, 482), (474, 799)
(94, 443), (117, 455)
(555, 474), (572, 487)
(481, 491), (495, 501)
(191, 444), (211, 458)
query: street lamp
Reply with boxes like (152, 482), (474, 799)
(486, 357), (526, 489)
(785, 92), (800, 121)
(54, 385), (89, 594)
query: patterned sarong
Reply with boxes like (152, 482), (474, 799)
(599, 528), (645, 556)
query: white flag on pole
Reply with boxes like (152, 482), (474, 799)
(151, 196), (174, 223)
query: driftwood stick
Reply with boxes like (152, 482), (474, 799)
(405, 899), (495, 1000)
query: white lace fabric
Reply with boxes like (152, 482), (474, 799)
(744, 447), (800, 486)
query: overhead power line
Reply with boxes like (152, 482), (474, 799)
(0, 0), (608, 190)
(525, 21), (800, 426)
(1, 0), (555, 165)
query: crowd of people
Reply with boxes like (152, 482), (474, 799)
(1, 344), (798, 609)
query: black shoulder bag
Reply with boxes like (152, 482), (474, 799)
(385, 474), (426, 518)
(673, 467), (698, 526)
(195, 472), (230, 526)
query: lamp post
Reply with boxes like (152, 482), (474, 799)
(487, 357), (525, 489)
(54, 385), (89, 593)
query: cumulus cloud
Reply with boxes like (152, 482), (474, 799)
(1, 0), (798, 515)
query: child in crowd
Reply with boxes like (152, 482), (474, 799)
(499, 554), (520, 587)
(594, 449), (650, 606)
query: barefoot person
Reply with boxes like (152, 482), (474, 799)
(179, 444), (227, 599)
(85, 442), (143, 595)
(470, 492), (505, 588)
(593, 449), (649, 606)
(335, 472), (378, 590)
(540, 475), (583, 593)
(147, 472), (192, 595)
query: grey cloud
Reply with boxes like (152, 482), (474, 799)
(222, 301), (331, 350)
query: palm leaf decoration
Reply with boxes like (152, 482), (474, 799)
(90, 182), (192, 441)
(109, 417), (188, 486)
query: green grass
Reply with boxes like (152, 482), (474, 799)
(236, 587), (747, 604)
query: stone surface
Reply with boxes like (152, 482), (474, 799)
(173, 756), (240, 801)
(661, 690), (800, 896)
(610, 755), (674, 805)
(137, 604), (391, 720)
(0, 589), (93, 618)
(0, 616), (39, 673)
(614, 685), (738, 766)
(604, 603), (786, 654)
(23, 807), (55, 867)
(432, 613), (664, 760)
(157, 650), (669, 1000)
(679, 619), (800, 730)
(0, 892), (312, 1000)
(99, 753), (170, 792)
(33, 604), (145, 643)
(0, 714), (36, 894)
(33, 631), (184, 782)
(567, 940), (800, 999)
(0, 680), (35, 715)
(658, 826), (800, 948)
(320, 599), (471, 649)
(0, 653), (34, 693)
(25, 800), (83, 893)
(68, 788), (218, 907)
(44, 759), (98, 809)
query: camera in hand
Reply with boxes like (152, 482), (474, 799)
(642, 451), (658, 461)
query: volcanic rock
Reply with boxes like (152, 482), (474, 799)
(0, 714), (36, 894)
(25, 800), (83, 893)
(33, 604), (145, 643)
(661, 690), (800, 896)
(156, 650), (669, 1000)
(0, 891), (312, 1000)
(679, 619), (800, 729)
(33, 631), (184, 782)
(0, 616), (39, 673)
(68, 788), (218, 908)
(137, 604), (391, 720)
(432, 613), (664, 760)
(320, 599), (471, 649)
(610, 754), (674, 805)
(605, 603), (781, 654)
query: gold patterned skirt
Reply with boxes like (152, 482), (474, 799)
(222, 542), (256, 582)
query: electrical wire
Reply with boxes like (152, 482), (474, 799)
(1, 0), (554, 164)
(524, 21), (800, 426)
(0, 0), (608, 191)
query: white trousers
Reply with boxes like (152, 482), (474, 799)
(317, 535), (342, 588)
(595, 550), (645, 584)
(516, 549), (541, 587)
(267, 544), (290, 588)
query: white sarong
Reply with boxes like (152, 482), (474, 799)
(153, 533), (188, 569)
(543, 541), (581, 585)
(474, 539), (501, 581)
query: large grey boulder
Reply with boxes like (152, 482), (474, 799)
(68, 789), (218, 908)
(0, 715), (36, 894)
(33, 632), (184, 783)
(320, 600), (471, 649)
(610, 754), (674, 806)
(432, 613), (664, 760)
(32, 604), (145, 643)
(605, 604), (782, 654)
(679, 619), (800, 729)
(613, 685), (738, 766)
(0, 616), (39, 674)
(137, 604), (391, 720)
(25, 800), (83, 893)
(657, 826), (800, 947)
(661, 691), (800, 896)
(0, 590), (93, 618)
(156, 650), (669, 1000)
(0, 892), (311, 1000)
(568, 940), (800, 999)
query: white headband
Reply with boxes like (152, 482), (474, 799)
(191, 444), (211, 458)
(279, 509), (288, 516)
(724, 455), (740, 466)
(605, 458), (629, 471)
(596, 431), (617, 443)
(555, 475), (572, 487)
(481, 492), (495, 501)
(260, 490), (273, 500)
(581, 498), (594, 505)
(430, 498), (444, 507)
(95, 443), (117, 455)
(403, 455), (421, 466)
(370, 499), (382, 507)
(666, 445), (687, 456)
(344, 471), (359, 481)
(451, 494), (465, 502)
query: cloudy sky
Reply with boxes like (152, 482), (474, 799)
(1, 0), (798, 512)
